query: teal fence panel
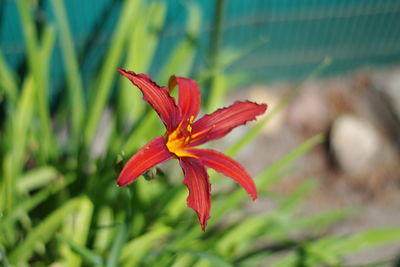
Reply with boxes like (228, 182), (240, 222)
(1, 0), (400, 87)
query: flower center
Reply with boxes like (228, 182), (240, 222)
(166, 116), (196, 158)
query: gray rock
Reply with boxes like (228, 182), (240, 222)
(331, 115), (382, 177)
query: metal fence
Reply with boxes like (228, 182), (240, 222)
(1, 0), (400, 85)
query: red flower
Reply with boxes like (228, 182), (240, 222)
(117, 68), (267, 231)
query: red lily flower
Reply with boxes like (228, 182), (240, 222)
(117, 68), (267, 231)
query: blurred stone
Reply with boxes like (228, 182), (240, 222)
(287, 82), (331, 135)
(247, 86), (285, 136)
(330, 115), (382, 177)
(372, 67), (400, 118)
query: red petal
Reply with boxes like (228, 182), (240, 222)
(118, 68), (180, 132)
(187, 148), (257, 200)
(118, 136), (174, 186)
(179, 158), (211, 231)
(189, 101), (267, 146)
(169, 75), (201, 122)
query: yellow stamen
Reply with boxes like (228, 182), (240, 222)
(166, 116), (197, 158)
(189, 115), (195, 123)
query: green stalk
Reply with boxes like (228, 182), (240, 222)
(0, 50), (18, 106)
(206, 0), (225, 111)
(50, 0), (85, 150)
(5, 76), (35, 211)
(16, 0), (55, 161)
(85, 0), (141, 146)
(209, 0), (225, 71)
(60, 197), (94, 267)
(158, 2), (201, 83)
(117, 2), (166, 127)
(9, 198), (82, 264)
(56, 234), (103, 266)
(106, 188), (133, 267)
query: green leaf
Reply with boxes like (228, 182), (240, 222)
(17, 166), (59, 193)
(85, 0), (142, 145)
(269, 252), (298, 267)
(118, 2), (166, 125)
(121, 224), (172, 267)
(16, 0), (56, 160)
(292, 209), (353, 234)
(206, 72), (227, 113)
(219, 41), (266, 69)
(159, 1), (201, 83)
(0, 50), (18, 106)
(216, 215), (270, 257)
(125, 2), (166, 73)
(60, 196), (94, 267)
(256, 134), (325, 190)
(170, 249), (234, 267)
(93, 206), (114, 253)
(57, 234), (103, 266)
(9, 197), (82, 264)
(304, 228), (400, 266)
(122, 112), (161, 156)
(50, 0), (85, 148)
(106, 220), (130, 267)
(0, 246), (10, 267)
(325, 228), (400, 255)
(0, 176), (71, 232)
(2, 76), (35, 212)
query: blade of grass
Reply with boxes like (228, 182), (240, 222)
(121, 224), (172, 267)
(16, 166), (59, 193)
(14, 23), (56, 170)
(204, 0), (225, 106)
(85, 0), (141, 146)
(50, 0), (85, 149)
(158, 1), (201, 83)
(3, 76), (35, 212)
(205, 72), (226, 112)
(205, 42), (265, 112)
(56, 233), (103, 266)
(117, 2), (166, 126)
(123, 112), (160, 156)
(168, 134), (323, 250)
(93, 206), (114, 253)
(106, 219), (129, 267)
(0, 246), (9, 267)
(16, 0), (56, 161)
(0, 175), (72, 232)
(60, 196), (94, 267)
(0, 50), (18, 106)
(232, 210), (353, 265)
(126, 2), (166, 74)
(106, 188), (134, 267)
(0, 154), (17, 245)
(314, 228), (400, 257)
(170, 249), (234, 267)
(9, 197), (82, 264)
(257, 134), (324, 190)
(215, 179), (316, 258)
(304, 228), (400, 266)
(216, 214), (273, 256)
(213, 134), (323, 223)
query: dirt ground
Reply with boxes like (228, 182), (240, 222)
(224, 65), (400, 265)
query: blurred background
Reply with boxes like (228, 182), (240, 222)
(1, 0), (400, 266)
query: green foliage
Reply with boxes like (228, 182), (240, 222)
(0, 1), (398, 266)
